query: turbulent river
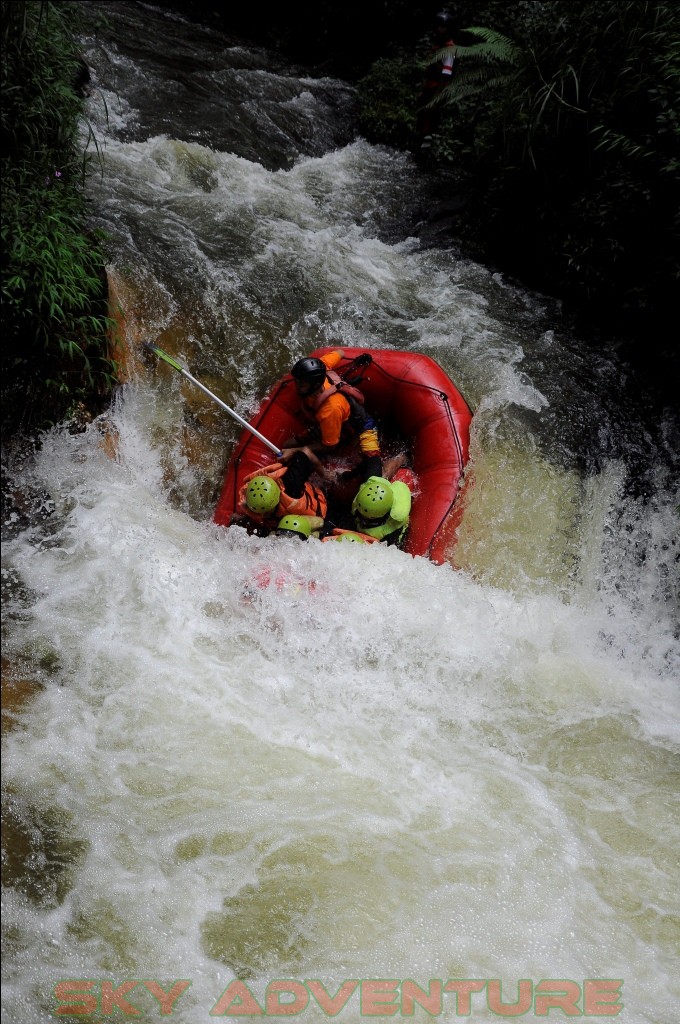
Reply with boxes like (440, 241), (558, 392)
(2, 3), (679, 1022)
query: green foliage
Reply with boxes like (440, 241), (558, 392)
(431, 25), (522, 84)
(356, 54), (422, 149)
(1, 0), (116, 434)
(360, 1), (679, 347)
(419, 26), (524, 164)
(483, 1), (679, 343)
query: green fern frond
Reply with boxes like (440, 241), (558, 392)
(435, 76), (518, 106)
(454, 26), (522, 65)
(422, 26), (523, 111)
(428, 66), (516, 107)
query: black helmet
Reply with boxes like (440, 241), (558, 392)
(291, 357), (327, 389)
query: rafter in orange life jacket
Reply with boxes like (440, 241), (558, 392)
(303, 369), (365, 413)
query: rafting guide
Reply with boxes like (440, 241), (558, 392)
(53, 976), (623, 1016)
(283, 349), (383, 484)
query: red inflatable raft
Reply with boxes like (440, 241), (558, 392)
(214, 348), (473, 564)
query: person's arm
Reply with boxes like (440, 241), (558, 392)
(299, 445), (342, 481)
(280, 438), (332, 462)
(296, 445), (324, 472)
(279, 446), (335, 486)
(322, 349), (344, 369)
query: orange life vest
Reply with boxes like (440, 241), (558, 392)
(305, 370), (366, 413)
(237, 462), (328, 525)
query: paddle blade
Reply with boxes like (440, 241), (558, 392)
(143, 342), (184, 373)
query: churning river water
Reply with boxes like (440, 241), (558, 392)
(2, 3), (678, 1022)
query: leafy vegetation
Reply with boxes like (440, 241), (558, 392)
(352, 53), (422, 151)
(357, 2), (680, 367)
(1, 0), (116, 436)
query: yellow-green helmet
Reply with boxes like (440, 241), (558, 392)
(277, 514), (312, 539)
(332, 532), (367, 543)
(246, 476), (281, 514)
(353, 477), (393, 519)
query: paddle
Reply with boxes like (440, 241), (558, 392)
(143, 342), (283, 458)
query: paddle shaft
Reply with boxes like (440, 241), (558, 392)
(144, 343), (283, 458)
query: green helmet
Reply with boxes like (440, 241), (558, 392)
(277, 514), (312, 539)
(332, 532), (367, 543)
(246, 475), (281, 514)
(353, 477), (393, 519)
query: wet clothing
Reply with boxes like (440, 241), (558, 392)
(303, 356), (366, 433)
(300, 351), (362, 448)
(237, 451), (327, 531)
(297, 351), (382, 481)
(351, 470), (416, 546)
